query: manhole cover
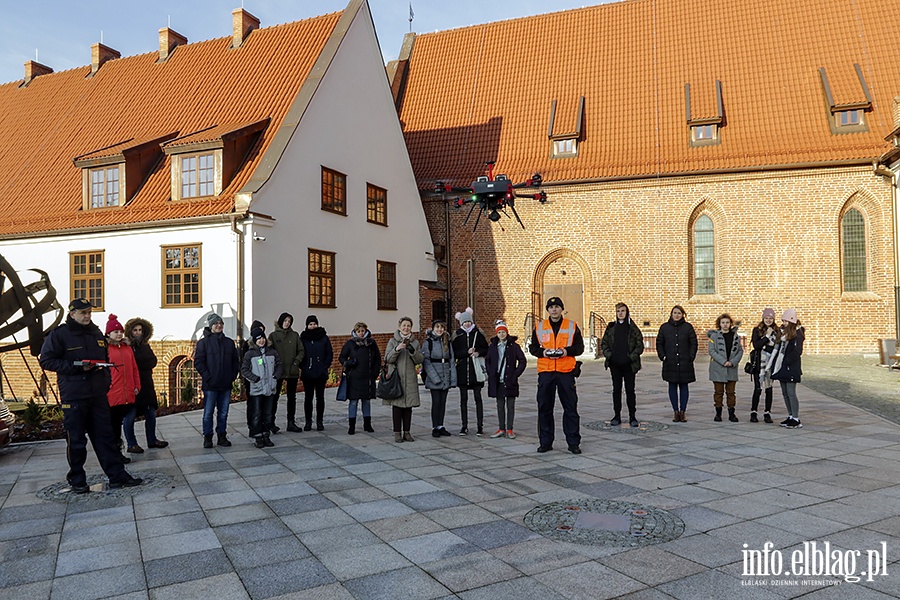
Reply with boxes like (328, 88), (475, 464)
(36, 471), (175, 503)
(583, 420), (668, 433)
(524, 499), (684, 547)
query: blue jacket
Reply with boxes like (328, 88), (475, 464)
(194, 327), (240, 391)
(300, 327), (334, 380)
(39, 317), (111, 401)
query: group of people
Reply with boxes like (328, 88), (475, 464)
(39, 299), (168, 493)
(655, 305), (805, 428)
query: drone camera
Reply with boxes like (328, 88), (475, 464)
(489, 210), (502, 222)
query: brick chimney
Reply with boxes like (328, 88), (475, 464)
(23, 60), (53, 86)
(158, 27), (187, 62)
(91, 42), (120, 75)
(232, 8), (259, 49)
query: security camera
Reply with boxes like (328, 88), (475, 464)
(253, 233), (266, 241)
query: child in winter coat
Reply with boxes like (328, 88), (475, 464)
(707, 313), (743, 422)
(771, 308), (805, 428)
(485, 320), (527, 439)
(105, 314), (140, 464)
(422, 319), (456, 437)
(240, 328), (283, 447)
(749, 308), (781, 423)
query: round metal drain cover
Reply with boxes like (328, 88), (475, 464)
(583, 420), (669, 433)
(37, 471), (175, 503)
(524, 498), (684, 547)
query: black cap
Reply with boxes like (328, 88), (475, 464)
(68, 298), (92, 311)
(250, 327), (266, 342)
(546, 296), (564, 310)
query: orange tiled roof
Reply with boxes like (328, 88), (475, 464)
(398, 0), (899, 188)
(0, 11), (342, 236)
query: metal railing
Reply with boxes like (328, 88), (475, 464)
(523, 312), (538, 345)
(588, 311), (606, 358)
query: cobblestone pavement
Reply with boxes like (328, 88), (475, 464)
(1, 359), (899, 599)
(800, 355), (900, 425)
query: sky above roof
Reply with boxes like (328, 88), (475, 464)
(0, 0), (612, 85)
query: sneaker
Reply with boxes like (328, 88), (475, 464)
(217, 434), (232, 447)
(537, 445), (552, 453)
(780, 417), (793, 426)
(254, 437), (266, 448)
(490, 430), (505, 438)
(120, 454), (131, 464)
(287, 422), (302, 432)
(432, 429), (442, 438)
(127, 445), (144, 454)
(148, 440), (169, 448)
(270, 425), (281, 434)
(763, 413), (773, 424)
(263, 436), (275, 447)
(203, 435), (213, 449)
(458, 428), (468, 436)
(68, 481), (90, 494)
(749, 412), (759, 423)
(785, 418), (803, 429)
(475, 430), (484, 437)
(506, 430), (516, 439)
(609, 416), (622, 426)
(630, 419), (640, 428)
(568, 445), (582, 454)
(316, 424), (325, 431)
(108, 475), (143, 489)
(439, 428), (452, 437)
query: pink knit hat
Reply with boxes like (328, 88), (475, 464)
(762, 308), (776, 319)
(781, 308), (798, 324)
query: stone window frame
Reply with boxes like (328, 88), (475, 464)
(840, 206), (867, 293)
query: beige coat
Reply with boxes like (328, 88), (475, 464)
(382, 331), (424, 408)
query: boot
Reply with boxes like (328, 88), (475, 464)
(750, 411), (759, 423)
(304, 420), (312, 431)
(673, 410), (680, 423)
(403, 431), (415, 442)
(394, 432), (403, 443)
(363, 417), (374, 432)
(263, 433), (274, 447)
(348, 418), (356, 435)
(316, 419), (325, 431)
(714, 407), (723, 422)
(254, 436), (266, 448)
(680, 410), (688, 422)
(728, 408), (739, 422)
(287, 420), (302, 432)
(203, 434), (213, 448)
(763, 412), (773, 424)
(217, 433), (232, 447)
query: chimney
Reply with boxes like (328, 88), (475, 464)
(158, 27), (187, 62)
(91, 42), (120, 75)
(23, 60), (53, 86)
(232, 8), (259, 49)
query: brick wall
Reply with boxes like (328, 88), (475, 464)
(422, 166), (896, 355)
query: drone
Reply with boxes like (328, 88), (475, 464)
(433, 162), (547, 231)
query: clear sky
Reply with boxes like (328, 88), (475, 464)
(0, 1), (613, 85)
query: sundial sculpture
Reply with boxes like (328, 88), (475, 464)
(0, 254), (63, 357)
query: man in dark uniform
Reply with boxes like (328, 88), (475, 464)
(529, 297), (585, 454)
(39, 298), (142, 493)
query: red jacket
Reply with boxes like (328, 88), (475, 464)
(107, 342), (141, 407)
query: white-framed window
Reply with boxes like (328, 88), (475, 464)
(691, 124), (717, 142)
(552, 138), (577, 157)
(837, 109), (862, 127)
(89, 166), (120, 208)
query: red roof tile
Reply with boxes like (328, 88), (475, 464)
(0, 11), (342, 236)
(398, 0), (899, 188)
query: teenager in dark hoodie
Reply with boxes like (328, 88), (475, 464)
(600, 302), (644, 427)
(300, 315), (333, 431)
(268, 312), (304, 432)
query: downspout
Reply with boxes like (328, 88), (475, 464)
(875, 161), (899, 340)
(229, 213), (246, 348)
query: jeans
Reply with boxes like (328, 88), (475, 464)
(277, 377), (299, 423)
(781, 381), (800, 418)
(348, 398), (371, 419)
(495, 394), (516, 430)
(459, 386), (483, 431)
(123, 404), (159, 447)
(247, 394), (275, 438)
(202, 389), (231, 435)
(667, 382), (689, 411)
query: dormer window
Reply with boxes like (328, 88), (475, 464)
(552, 138), (577, 157)
(837, 109), (862, 127)
(180, 153), (216, 199)
(818, 65), (872, 134)
(685, 80), (724, 147)
(691, 124), (717, 142)
(90, 165), (121, 208)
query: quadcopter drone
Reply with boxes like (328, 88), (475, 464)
(433, 162), (547, 231)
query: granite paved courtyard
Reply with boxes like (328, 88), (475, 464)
(1, 360), (898, 599)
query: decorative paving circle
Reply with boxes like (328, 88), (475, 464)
(583, 420), (669, 433)
(36, 471), (174, 503)
(524, 498), (685, 547)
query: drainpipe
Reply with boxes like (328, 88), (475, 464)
(229, 213), (246, 347)
(875, 161), (899, 340)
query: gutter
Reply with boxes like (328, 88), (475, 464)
(875, 161), (900, 340)
(229, 211), (247, 346)
(0, 213), (236, 241)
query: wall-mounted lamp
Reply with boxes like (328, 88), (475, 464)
(253, 233), (266, 241)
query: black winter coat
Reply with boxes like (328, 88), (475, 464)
(301, 327), (334, 380)
(485, 336), (527, 398)
(772, 328), (804, 383)
(39, 317), (111, 401)
(451, 327), (489, 389)
(656, 318), (698, 383)
(339, 332), (381, 400)
(194, 327), (240, 391)
(132, 343), (159, 410)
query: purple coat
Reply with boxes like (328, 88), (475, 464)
(485, 336), (527, 398)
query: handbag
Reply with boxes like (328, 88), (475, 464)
(470, 333), (487, 383)
(744, 350), (757, 374)
(335, 373), (348, 401)
(376, 363), (404, 399)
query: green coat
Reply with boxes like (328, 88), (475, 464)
(268, 326), (304, 378)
